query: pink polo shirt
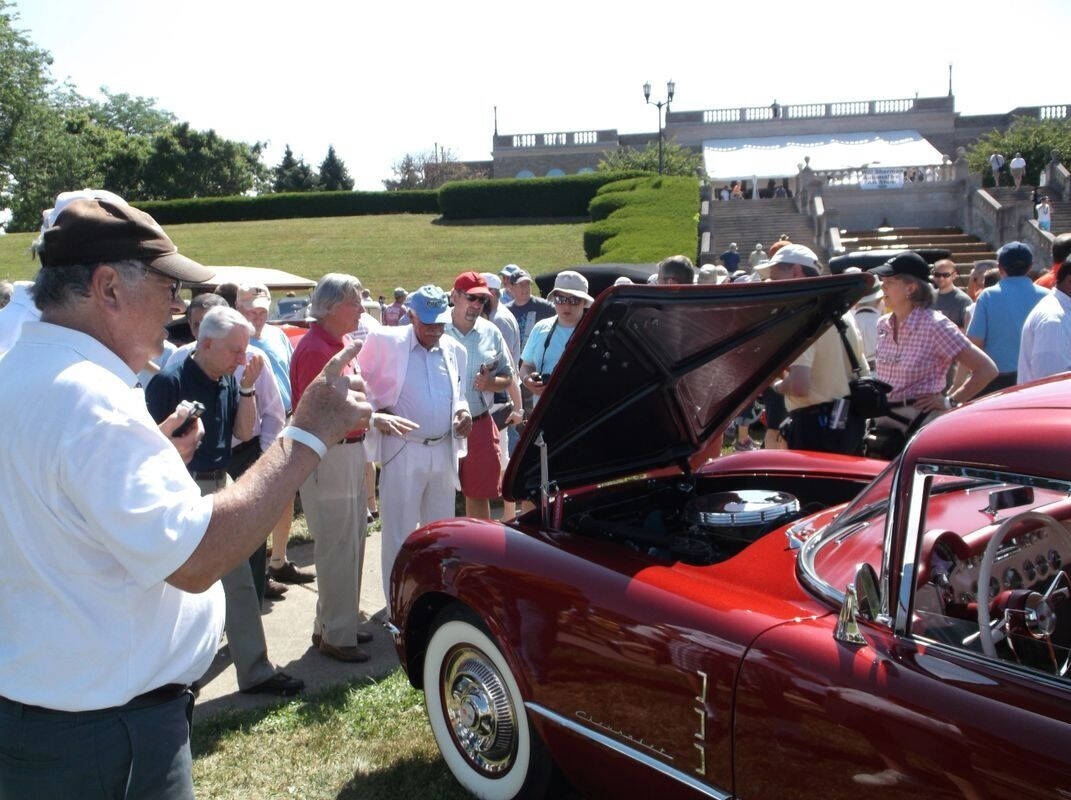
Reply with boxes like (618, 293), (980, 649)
(290, 323), (365, 439)
(875, 308), (969, 401)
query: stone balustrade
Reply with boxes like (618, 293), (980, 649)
(698, 96), (927, 125)
(810, 163), (955, 186)
(1021, 220), (1055, 268)
(494, 129), (616, 150)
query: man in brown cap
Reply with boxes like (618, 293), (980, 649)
(0, 192), (371, 798)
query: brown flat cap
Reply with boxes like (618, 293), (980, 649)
(36, 198), (214, 283)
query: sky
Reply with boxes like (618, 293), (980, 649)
(10, 0), (1071, 191)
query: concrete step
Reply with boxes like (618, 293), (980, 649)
(841, 226), (964, 237)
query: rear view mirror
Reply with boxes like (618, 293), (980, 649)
(982, 486), (1034, 516)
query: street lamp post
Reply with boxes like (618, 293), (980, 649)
(643, 80), (675, 175)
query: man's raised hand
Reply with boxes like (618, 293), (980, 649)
(292, 340), (373, 445)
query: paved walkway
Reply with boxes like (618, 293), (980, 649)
(194, 531), (399, 718)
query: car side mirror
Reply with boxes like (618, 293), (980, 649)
(834, 562), (881, 645)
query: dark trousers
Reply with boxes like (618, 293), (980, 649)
(0, 690), (194, 799)
(228, 439), (266, 604)
(980, 371), (1017, 397)
(784, 402), (865, 455)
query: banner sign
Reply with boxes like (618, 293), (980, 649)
(861, 167), (905, 190)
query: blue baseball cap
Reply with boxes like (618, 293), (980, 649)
(997, 241), (1033, 272)
(406, 284), (451, 324)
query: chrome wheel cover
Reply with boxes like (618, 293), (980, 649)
(440, 645), (518, 776)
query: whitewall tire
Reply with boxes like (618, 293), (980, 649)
(422, 611), (553, 799)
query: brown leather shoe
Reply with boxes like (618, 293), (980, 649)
(313, 631), (372, 648)
(267, 560), (315, 584)
(264, 579), (288, 600)
(318, 639), (370, 663)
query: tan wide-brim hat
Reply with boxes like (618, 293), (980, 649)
(549, 270), (595, 307)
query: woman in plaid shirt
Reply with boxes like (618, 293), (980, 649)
(869, 253), (997, 450)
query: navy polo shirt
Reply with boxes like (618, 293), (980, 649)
(146, 352), (239, 473)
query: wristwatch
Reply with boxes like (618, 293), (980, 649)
(239, 386), (256, 397)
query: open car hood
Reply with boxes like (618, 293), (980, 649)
(503, 274), (873, 501)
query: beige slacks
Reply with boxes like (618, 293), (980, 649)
(299, 440), (368, 648)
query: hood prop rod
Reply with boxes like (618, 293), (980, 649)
(535, 432), (560, 526)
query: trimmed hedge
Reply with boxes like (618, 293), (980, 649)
(134, 190), (439, 225)
(438, 171), (649, 220)
(584, 176), (699, 263)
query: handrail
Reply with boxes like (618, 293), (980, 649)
(828, 226), (845, 256)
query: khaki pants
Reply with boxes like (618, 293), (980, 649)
(299, 441), (368, 648)
(195, 473), (275, 690)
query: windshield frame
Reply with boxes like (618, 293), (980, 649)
(796, 455), (902, 612)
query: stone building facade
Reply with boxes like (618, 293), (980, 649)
(491, 95), (1069, 179)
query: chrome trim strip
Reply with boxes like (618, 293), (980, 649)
(383, 620), (401, 637)
(894, 468), (931, 635)
(878, 457), (904, 622)
(525, 702), (733, 800)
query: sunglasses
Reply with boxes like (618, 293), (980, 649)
(552, 294), (583, 306)
(463, 292), (487, 304)
(933, 271), (957, 279)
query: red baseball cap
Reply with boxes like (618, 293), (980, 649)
(453, 271), (492, 298)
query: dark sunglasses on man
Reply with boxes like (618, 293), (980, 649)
(933, 270), (957, 280)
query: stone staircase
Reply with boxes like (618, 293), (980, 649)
(706, 199), (817, 261)
(987, 186), (1071, 235)
(838, 226), (996, 287)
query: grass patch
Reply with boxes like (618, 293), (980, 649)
(0, 214), (588, 298)
(192, 669), (470, 800)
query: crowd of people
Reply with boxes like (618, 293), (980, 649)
(1, 185), (1070, 796)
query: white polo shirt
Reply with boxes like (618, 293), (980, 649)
(1018, 289), (1071, 384)
(0, 321), (222, 711)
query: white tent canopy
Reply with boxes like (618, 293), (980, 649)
(702, 130), (945, 181)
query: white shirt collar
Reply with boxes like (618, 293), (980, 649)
(18, 320), (139, 388)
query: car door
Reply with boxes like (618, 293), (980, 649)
(732, 463), (1071, 798)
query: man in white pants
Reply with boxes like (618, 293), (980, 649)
(357, 285), (471, 602)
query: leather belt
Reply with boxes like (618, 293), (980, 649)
(342, 434), (365, 444)
(888, 399), (917, 409)
(471, 411), (489, 423)
(0, 683), (190, 717)
(192, 468), (227, 481)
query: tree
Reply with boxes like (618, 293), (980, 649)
(272, 144), (321, 192)
(0, 0), (53, 194)
(382, 148), (474, 190)
(318, 145), (353, 191)
(141, 123), (266, 199)
(85, 87), (175, 136)
(597, 140), (703, 177)
(967, 117), (1071, 188)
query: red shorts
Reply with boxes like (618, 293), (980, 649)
(459, 412), (502, 500)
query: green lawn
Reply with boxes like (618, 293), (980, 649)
(192, 669), (471, 800)
(0, 214), (588, 298)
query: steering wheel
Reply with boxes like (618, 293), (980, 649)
(976, 511), (1071, 673)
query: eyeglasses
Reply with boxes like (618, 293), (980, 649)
(933, 271), (957, 279)
(552, 294), (583, 306)
(143, 265), (182, 301)
(463, 292), (487, 304)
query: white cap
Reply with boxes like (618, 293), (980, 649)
(480, 272), (503, 291)
(613, 276), (634, 286)
(753, 243), (820, 276)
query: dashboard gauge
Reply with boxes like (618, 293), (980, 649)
(1035, 555), (1049, 578)
(1024, 559), (1037, 582)
(1050, 550), (1062, 571)
(1003, 568), (1023, 590)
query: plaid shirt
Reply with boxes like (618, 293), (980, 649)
(875, 308), (970, 401)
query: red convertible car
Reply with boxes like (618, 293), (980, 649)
(387, 275), (1071, 799)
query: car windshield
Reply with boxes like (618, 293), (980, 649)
(826, 456), (900, 533)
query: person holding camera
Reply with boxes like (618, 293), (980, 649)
(519, 270), (594, 407)
(0, 193), (371, 798)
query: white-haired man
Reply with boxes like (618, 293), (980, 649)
(290, 273), (384, 661)
(147, 306), (302, 697)
(236, 283), (313, 588)
(0, 193), (368, 798)
(357, 285), (471, 598)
